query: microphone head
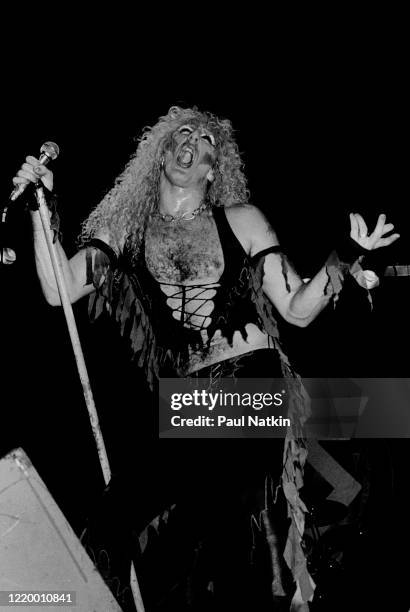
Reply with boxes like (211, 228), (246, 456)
(40, 141), (60, 161)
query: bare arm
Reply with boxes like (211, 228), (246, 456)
(31, 210), (93, 305)
(227, 205), (399, 328)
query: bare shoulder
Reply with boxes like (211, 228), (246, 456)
(224, 204), (279, 256)
(93, 228), (124, 255)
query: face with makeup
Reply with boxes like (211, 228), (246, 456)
(162, 123), (217, 190)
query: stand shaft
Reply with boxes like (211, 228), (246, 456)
(35, 186), (145, 612)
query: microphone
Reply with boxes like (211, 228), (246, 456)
(1, 142), (60, 266)
(9, 141), (60, 202)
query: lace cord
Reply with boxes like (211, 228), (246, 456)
(159, 281), (219, 331)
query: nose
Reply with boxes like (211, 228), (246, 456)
(188, 130), (200, 144)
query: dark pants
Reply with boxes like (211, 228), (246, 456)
(83, 349), (290, 611)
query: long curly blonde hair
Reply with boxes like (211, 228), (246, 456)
(79, 106), (250, 257)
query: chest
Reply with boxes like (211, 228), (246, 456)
(144, 216), (225, 284)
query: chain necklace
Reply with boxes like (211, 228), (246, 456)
(153, 201), (208, 223)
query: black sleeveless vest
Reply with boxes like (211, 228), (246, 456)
(87, 207), (283, 384)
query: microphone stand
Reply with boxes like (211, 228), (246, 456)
(34, 185), (145, 612)
(0, 205), (17, 265)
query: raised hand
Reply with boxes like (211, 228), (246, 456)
(350, 213), (400, 251)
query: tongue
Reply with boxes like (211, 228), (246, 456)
(181, 151), (193, 164)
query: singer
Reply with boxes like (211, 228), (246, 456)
(13, 106), (399, 611)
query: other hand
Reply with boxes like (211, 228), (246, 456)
(350, 212), (400, 250)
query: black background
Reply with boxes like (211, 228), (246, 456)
(0, 28), (409, 609)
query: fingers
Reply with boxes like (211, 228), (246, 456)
(13, 165), (38, 185)
(13, 170), (36, 185)
(354, 213), (368, 238)
(13, 156), (53, 191)
(373, 213), (386, 237)
(373, 215), (395, 237)
(374, 233), (400, 248)
(26, 155), (41, 166)
(25, 156), (53, 184)
(349, 213), (359, 239)
(24, 156), (48, 176)
(13, 157), (40, 185)
(371, 214), (398, 247)
(380, 222), (394, 236)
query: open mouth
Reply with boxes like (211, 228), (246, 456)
(176, 145), (195, 169)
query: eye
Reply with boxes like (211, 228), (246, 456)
(178, 125), (193, 135)
(201, 132), (216, 146)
